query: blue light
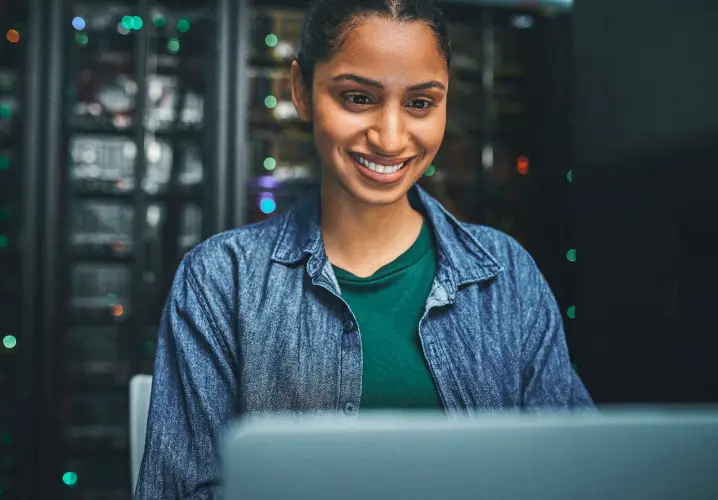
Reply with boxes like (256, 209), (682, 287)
(72, 17), (86, 31)
(510, 15), (534, 29)
(260, 198), (276, 214)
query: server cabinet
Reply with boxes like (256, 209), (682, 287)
(0, 2), (28, 498)
(51, 1), (223, 498)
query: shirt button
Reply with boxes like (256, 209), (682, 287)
(343, 317), (355, 332)
(344, 402), (357, 415)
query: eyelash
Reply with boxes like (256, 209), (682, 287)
(342, 93), (435, 112)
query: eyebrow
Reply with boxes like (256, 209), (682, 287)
(331, 73), (446, 92)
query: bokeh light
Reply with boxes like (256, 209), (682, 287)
(62, 472), (78, 487)
(0, 156), (9, 170)
(517, 155), (529, 175)
(75, 32), (89, 46)
(2, 335), (16, 349)
(424, 164), (436, 177)
(6, 30), (20, 43)
(121, 16), (132, 29)
(112, 304), (125, 317)
(265, 34), (279, 47)
(72, 17), (86, 30)
(566, 248), (577, 262)
(177, 18), (190, 32)
(263, 157), (277, 170)
(264, 95), (277, 109)
(567, 170), (573, 183)
(131, 16), (143, 30)
(260, 198), (277, 215)
(167, 38), (180, 53)
(0, 235), (8, 248)
(153, 14), (166, 27)
(567, 306), (576, 319)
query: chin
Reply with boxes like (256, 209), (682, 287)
(335, 173), (420, 208)
(349, 184), (411, 206)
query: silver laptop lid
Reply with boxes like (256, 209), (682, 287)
(222, 408), (718, 500)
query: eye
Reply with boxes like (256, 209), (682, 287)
(407, 99), (433, 111)
(343, 93), (374, 106)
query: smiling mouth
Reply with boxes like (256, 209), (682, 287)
(351, 153), (414, 175)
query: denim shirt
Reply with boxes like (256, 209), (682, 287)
(134, 185), (593, 499)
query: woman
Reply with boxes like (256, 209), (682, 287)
(135, 0), (593, 497)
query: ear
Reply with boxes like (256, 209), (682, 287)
(290, 60), (312, 122)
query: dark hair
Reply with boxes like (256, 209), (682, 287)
(297, 0), (452, 89)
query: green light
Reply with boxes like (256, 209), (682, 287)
(177, 18), (190, 32)
(167, 38), (180, 53)
(121, 16), (132, 29)
(0, 432), (11, 445)
(265, 34), (279, 47)
(263, 157), (277, 170)
(0, 156), (9, 170)
(2, 335), (16, 349)
(0, 104), (11, 119)
(567, 306), (576, 319)
(424, 164), (436, 177)
(0, 209), (9, 221)
(567, 170), (573, 183)
(153, 14), (166, 27)
(75, 32), (88, 46)
(264, 95), (277, 109)
(0, 235), (8, 248)
(566, 248), (576, 262)
(62, 471), (78, 487)
(131, 16), (143, 30)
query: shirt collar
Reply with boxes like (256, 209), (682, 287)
(271, 184), (504, 291)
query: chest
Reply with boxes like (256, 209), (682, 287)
(235, 265), (524, 413)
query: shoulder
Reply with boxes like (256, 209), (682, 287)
(463, 223), (537, 271)
(456, 221), (547, 296)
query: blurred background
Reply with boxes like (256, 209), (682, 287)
(0, 0), (716, 498)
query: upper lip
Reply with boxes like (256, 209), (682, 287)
(351, 152), (415, 166)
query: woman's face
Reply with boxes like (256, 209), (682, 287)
(292, 16), (449, 207)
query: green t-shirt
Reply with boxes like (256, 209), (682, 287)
(332, 221), (443, 410)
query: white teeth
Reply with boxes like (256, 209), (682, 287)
(355, 155), (406, 175)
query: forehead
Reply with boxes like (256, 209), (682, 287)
(318, 16), (448, 84)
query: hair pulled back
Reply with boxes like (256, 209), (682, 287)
(296, 0), (451, 89)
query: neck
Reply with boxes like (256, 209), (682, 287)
(320, 182), (424, 277)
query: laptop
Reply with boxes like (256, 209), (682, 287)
(222, 407), (718, 500)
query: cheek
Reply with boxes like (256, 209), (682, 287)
(410, 111), (446, 153)
(313, 94), (364, 152)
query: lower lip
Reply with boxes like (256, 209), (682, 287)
(351, 155), (414, 184)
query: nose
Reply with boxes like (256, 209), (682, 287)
(366, 104), (409, 156)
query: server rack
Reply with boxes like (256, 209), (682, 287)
(1, 2), (28, 498)
(34, 1), (231, 498)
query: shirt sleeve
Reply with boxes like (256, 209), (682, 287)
(520, 263), (595, 410)
(134, 257), (239, 499)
